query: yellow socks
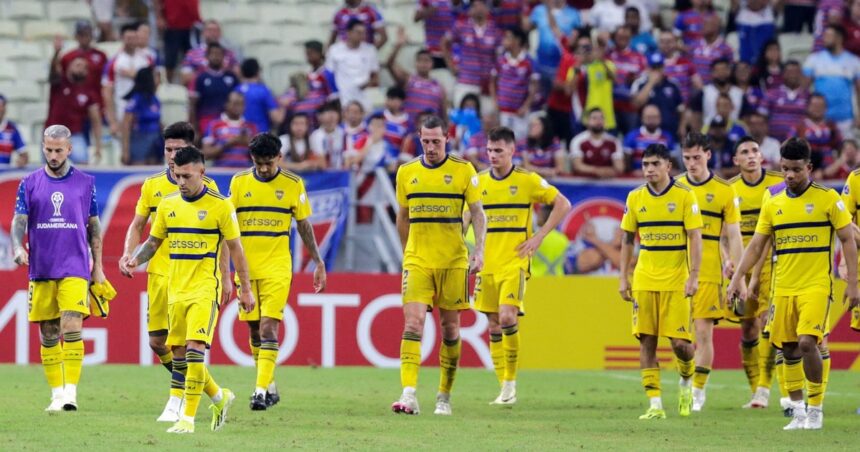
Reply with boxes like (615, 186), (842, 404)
(256, 340), (278, 391)
(170, 356), (187, 399)
(756, 334), (775, 389)
(820, 346), (830, 393)
(693, 366), (710, 390)
(400, 332), (421, 388)
(741, 339), (760, 392)
(775, 350), (789, 397)
(158, 351), (173, 373)
(40, 338), (63, 390)
(438, 337), (461, 394)
(501, 324), (519, 382)
(62, 331), (84, 386)
(641, 367), (661, 398)
(250, 338), (261, 365)
(184, 349), (206, 419)
(489, 333), (504, 386)
(676, 357), (694, 381)
(783, 357), (804, 394)
(202, 365), (220, 400)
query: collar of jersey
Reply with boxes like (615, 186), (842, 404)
(182, 186), (208, 202)
(491, 165), (516, 181)
(165, 169), (176, 185)
(647, 177), (674, 197)
(786, 181), (812, 198)
(684, 171), (712, 187)
(253, 168), (279, 183)
(44, 165), (75, 181)
(742, 169), (766, 187)
(420, 154), (448, 169)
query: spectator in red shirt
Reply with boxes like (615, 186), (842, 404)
(61, 21), (107, 109)
(569, 108), (624, 177)
(546, 28), (581, 146)
(491, 27), (539, 141)
(47, 37), (103, 164)
(153, 0), (200, 83)
(821, 138), (860, 180)
(415, 0), (465, 68)
(844, 0), (860, 56)
(331, 0), (388, 49)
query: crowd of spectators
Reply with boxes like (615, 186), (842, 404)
(1, 0), (860, 183)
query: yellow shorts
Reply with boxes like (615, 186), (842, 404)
(769, 293), (831, 348)
(237, 277), (292, 321)
(727, 271), (772, 320)
(691, 282), (723, 320)
(146, 273), (169, 335)
(402, 265), (470, 311)
(28, 277), (90, 322)
(632, 290), (692, 341)
(166, 298), (220, 347)
(473, 269), (526, 314)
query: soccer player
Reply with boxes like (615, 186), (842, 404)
(728, 138), (859, 430)
(391, 115), (486, 416)
(11, 125), (105, 411)
(228, 133), (327, 410)
(729, 137), (784, 409)
(471, 126), (571, 404)
(118, 121), (221, 422)
(841, 167), (860, 336)
(619, 143), (703, 420)
(676, 133), (742, 412)
(122, 146), (255, 434)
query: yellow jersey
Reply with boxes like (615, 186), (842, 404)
(479, 166), (560, 275)
(620, 179), (703, 291)
(396, 155), (481, 269)
(150, 186), (240, 304)
(676, 172), (740, 284)
(841, 168), (860, 228)
(755, 182), (850, 297)
(730, 170), (783, 246)
(228, 168), (311, 280)
(134, 170), (218, 276)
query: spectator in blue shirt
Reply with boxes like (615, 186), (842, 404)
(236, 58), (283, 134)
(523, 0), (581, 93)
(190, 42), (238, 137)
(0, 94), (26, 167)
(121, 66), (161, 165)
(735, 0), (775, 64)
(803, 24), (860, 139)
(625, 6), (656, 56)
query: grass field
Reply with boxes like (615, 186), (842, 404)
(1, 365), (859, 450)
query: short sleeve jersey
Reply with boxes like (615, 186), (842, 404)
(676, 172), (740, 284)
(396, 154), (481, 269)
(620, 180), (703, 292)
(730, 170), (783, 246)
(841, 169), (860, 228)
(479, 166), (559, 275)
(134, 170), (219, 276)
(228, 169), (312, 279)
(756, 182), (850, 297)
(149, 187), (240, 304)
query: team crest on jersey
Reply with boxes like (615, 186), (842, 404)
(509, 186), (518, 195)
(843, 185), (850, 195)
(444, 175), (452, 184)
(705, 193), (714, 203)
(667, 202), (676, 213)
(198, 210), (207, 220)
(805, 203), (814, 214)
(275, 189), (284, 200)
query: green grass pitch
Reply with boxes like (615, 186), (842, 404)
(1, 365), (859, 450)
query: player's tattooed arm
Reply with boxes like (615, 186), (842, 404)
(297, 219), (324, 265)
(297, 219), (327, 293)
(131, 236), (163, 265)
(11, 214), (28, 265)
(87, 216), (105, 278)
